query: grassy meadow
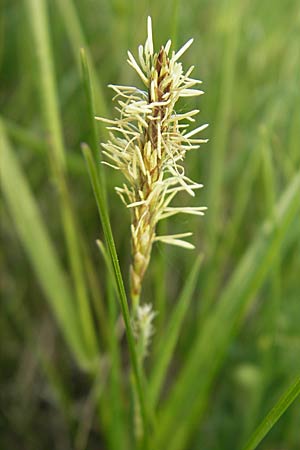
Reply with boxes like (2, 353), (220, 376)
(1, 0), (300, 449)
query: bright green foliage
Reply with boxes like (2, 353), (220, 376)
(1, 1), (300, 449)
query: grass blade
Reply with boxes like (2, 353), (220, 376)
(80, 51), (149, 446)
(96, 240), (126, 449)
(149, 254), (203, 408)
(237, 128), (283, 445)
(82, 143), (150, 446)
(55, 0), (108, 129)
(241, 375), (300, 450)
(26, 0), (65, 167)
(201, 146), (261, 314)
(153, 223), (168, 334)
(80, 48), (107, 195)
(26, 0), (98, 360)
(206, 3), (242, 246)
(0, 121), (88, 368)
(156, 171), (300, 449)
(3, 118), (84, 175)
(80, 48), (99, 159)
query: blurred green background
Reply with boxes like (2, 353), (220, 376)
(1, 0), (300, 449)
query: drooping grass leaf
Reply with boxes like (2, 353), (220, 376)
(0, 121), (88, 368)
(3, 118), (84, 175)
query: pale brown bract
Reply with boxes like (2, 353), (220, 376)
(96, 16), (208, 359)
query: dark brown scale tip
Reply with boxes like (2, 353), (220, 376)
(164, 81), (172, 93)
(156, 48), (171, 101)
(156, 47), (165, 75)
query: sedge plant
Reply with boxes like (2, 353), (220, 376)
(2, 2), (300, 449)
(96, 17), (208, 365)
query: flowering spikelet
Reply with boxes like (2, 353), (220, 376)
(96, 17), (208, 312)
(133, 303), (157, 361)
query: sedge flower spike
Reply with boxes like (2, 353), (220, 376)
(96, 17), (208, 314)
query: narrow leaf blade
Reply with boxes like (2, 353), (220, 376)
(242, 375), (300, 450)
